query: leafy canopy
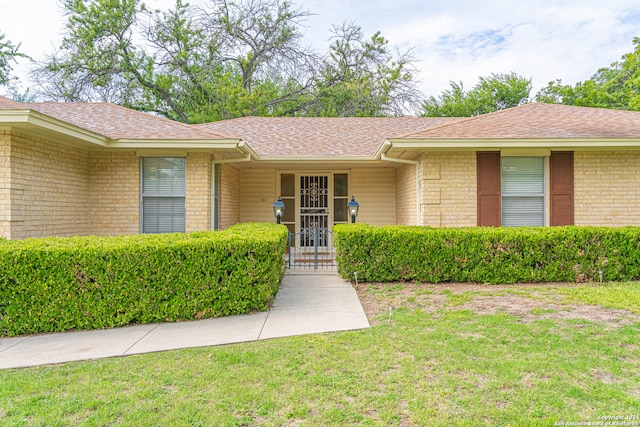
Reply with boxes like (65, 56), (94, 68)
(422, 72), (532, 117)
(30, 0), (422, 122)
(0, 32), (30, 86)
(535, 37), (640, 110)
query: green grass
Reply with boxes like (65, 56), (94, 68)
(553, 282), (640, 314)
(442, 290), (474, 307)
(1, 284), (639, 426)
(530, 307), (558, 315)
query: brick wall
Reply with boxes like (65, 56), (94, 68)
(574, 150), (640, 226)
(0, 130), (262, 238)
(419, 152), (476, 227)
(89, 151), (139, 235)
(0, 132), (10, 238)
(186, 152), (212, 232)
(9, 132), (90, 239)
(220, 163), (241, 228)
(396, 163), (417, 225)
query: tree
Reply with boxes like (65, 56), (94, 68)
(0, 32), (29, 87)
(32, 0), (316, 122)
(423, 72), (532, 117)
(536, 37), (640, 110)
(305, 22), (423, 117)
(32, 0), (422, 121)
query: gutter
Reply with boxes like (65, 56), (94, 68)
(0, 109), (109, 147)
(211, 153), (251, 164)
(211, 140), (256, 164)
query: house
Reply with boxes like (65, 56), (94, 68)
(1, 95), (639, 240)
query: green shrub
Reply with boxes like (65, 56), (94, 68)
(0, 223), (288, 337)
(334, 224), (640, 284)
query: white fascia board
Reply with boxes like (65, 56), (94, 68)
(108, 138), (243, 149)
(373, 139), (392, 158)
(386, 138), (640, 150)
(256, 155), (378, 162)
(237, 140), (259, 159)
(0, 110), (108, 147)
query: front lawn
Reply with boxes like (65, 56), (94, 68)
(1, 282), (638, 426)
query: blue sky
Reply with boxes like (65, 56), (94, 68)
(1, 0), (639, 100)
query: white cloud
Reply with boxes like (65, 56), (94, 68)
(0, 0), (638, 103)
(381, 0), (640, 96)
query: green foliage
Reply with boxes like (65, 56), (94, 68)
(0, 32), (30, 86)
(535, 37), (640, 110)
(423, 72), (532, 117)
(0, 223), (288, 337)
(334, 224), (640, 284)
(308, 23), (422, 117)
(33, 0), (422, 120)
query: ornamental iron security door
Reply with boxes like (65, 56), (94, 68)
(285, 175), (336, 270)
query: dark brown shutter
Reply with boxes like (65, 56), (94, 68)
(477, 152), (501, 226)
(550, 151), (574, 226)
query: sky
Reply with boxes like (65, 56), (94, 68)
(0, 0), (639, 101)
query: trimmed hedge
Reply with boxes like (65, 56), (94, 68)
(0, 223), (288, 337)
(334, 224), (640, 284)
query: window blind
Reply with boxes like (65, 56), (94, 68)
(142, 197), (186, 233)
(141, 157), (186, 233)
(142, 157), (186, 195)
(501, 157), (545, 226)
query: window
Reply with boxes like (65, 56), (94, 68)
(279, 173), (296, 236)
(501, 157), (545, 226)
(333, 174), (349, 223)
(141, 157), (186, 233)
(478, 152), (572, 227)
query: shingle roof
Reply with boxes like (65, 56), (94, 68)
(398, 103), (640, 139)
(196, 116), (462, 157)
(0, 97), (234, 140)
(4, 95), (640, 155)
(0, 96), (24, 109)
(30, 102), (236, 140)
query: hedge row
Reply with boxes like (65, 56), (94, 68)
(334, 224), (640, 284)
(0, 223), (288, 337)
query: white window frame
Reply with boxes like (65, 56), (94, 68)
(501, 156), (546, 227)
(140, 157), (186, 233)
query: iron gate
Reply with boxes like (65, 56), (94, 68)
(286, 227), (336, 270)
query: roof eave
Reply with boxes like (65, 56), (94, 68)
(237, 140), (259, 159)
(1, 109), (247, 152)
(0, 109), (108, 147)
(108, 138), (244, 150)
(386, 137), (640, 150)
(255, 155), (378, 162)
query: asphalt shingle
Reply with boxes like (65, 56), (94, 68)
(197, 116), (461, 157)
(4, 96), (640, 156)
(398, 103), (640, 140)
(0, 97), (234, 140)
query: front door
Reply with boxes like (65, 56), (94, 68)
(299, 175), (329, 247)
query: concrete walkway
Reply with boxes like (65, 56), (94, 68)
(0, 270), (369, 370)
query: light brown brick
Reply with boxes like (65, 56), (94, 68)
(574, 151), (640, 226)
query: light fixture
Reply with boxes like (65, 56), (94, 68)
(347, 196), (359, 223)
(273, 197), (285, 224)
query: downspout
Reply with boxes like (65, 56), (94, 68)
(381, 152), (421, 226)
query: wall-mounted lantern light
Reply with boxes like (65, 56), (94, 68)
(273, 197), (285, 224)
(347, 196), (359, 223)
